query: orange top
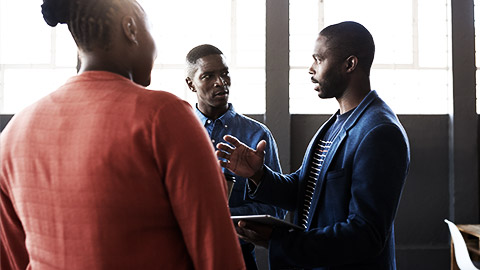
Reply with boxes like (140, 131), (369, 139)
(1, 71), (245, 270)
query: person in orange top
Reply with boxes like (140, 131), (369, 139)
(0, 0), (245, 269)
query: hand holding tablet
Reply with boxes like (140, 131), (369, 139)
(231, 214), (303, 231)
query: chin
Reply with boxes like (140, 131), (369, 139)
(316, 87), (336, 99)
(316, 90), (327, 99)
(143, 79), (151, 87)
(136, 77), (151, 87)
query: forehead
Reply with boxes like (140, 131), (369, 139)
(195, 54), (228, 73)
(313, 35), (329, 55)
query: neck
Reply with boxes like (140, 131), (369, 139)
(78, 51), (132, 82)
(336, 81), (371, 114)
(198, 104), (229, 120)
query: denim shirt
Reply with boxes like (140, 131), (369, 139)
(195, 103), (286, 219)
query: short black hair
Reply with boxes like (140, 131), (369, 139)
(41, 0), (140, 51)
(320, 21), (375, 75)
(185, 44), (224, 77)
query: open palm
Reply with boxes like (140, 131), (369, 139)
(216, 135), (265, 178)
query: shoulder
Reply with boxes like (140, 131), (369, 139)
(348, 96), (409, 143)
(359, 97), (403, 129)
(232, 112), (273, 135)
(133, 88), (192, 113)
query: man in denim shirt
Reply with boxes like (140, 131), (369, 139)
(186, 44), (286, 270)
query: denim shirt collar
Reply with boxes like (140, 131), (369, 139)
(195, 103), (236, 127)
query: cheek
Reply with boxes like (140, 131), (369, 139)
(312, 63), (323, 74)
(313, 67), (325, 80)
(142, 33), (156, 65)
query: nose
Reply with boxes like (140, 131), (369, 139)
(308, 63), (315, 75)
(214, 76), (226, 87)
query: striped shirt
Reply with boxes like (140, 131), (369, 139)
(300, 140), (333, 228)
(300, 109), (353, 229)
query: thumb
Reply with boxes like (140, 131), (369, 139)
(256, 140), (267, 154)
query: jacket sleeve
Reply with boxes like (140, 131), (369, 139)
(267, 124), (410, 269)
(249, 166), (302, 212)
(152, 100), (245, 270)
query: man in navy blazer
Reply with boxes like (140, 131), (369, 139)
(217, 21), (410, 269)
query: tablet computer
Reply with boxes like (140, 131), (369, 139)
(231, 214), (303, 230)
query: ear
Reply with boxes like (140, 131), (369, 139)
(185, 77), (196, 92)
(122, 16), (138, 45)
(345, 55), (358, 73)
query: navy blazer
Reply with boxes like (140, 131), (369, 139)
(250, 91), (410, 270)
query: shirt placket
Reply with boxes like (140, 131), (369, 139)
(210, 119), (225, 147)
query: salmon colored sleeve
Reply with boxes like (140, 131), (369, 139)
(151, 98), (245, 270)
(0, 177), (30, 270)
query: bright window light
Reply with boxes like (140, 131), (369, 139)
(139, 0), (266, 114)
(289, 0), (450, 114)
(0, 0), (266, 114)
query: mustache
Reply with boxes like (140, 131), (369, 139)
(214, 89), (229, 96)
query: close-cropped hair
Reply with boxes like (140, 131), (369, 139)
(320, 21), (375, 75)
(41, 0), (138, 51)
(185, 44), (224, 77)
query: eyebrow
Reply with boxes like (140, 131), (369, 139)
(202, 68), (229, 75)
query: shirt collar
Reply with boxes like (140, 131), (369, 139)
(195, 103), (236, 126)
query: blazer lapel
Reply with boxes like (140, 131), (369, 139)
(297, 113), (337, 226)
(305, 90), (379, 229)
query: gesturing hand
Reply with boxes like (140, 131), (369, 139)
(216, 135), (265, 182)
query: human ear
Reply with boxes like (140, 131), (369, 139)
(345, 55), (358, 73)
(185, 78), (196, 92)
(122, 16), (138, 45)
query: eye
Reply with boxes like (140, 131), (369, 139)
(201, 74), (211, 80)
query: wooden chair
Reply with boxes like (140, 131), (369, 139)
(445, 219), (479, 270)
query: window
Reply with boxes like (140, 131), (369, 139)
(0, 0), (266, 114)
(0, 0), (77, 113)
(289, 0), (450, 114)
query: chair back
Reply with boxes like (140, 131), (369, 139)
(444, 219), (479, 270)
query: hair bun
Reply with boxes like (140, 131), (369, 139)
(41, 0), (70, 27)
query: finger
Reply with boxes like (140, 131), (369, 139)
(239, 221), (272, 233)
(237, 234), (249, 242)
(239, 220), (262, 231)
(223, 135), (242, 147)
(216, 142), (235, 153)
(256, 140), (267, 154)
(235, 227), (252, 242)
(216, 150), (231, 160)
(218, 160), (230, 169)
(238, 220), (247, 228)
(236, 224), (258, 240)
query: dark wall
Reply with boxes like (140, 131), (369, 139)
(395, 115), (450, 270)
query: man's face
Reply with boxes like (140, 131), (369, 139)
(187, 54), (231, 112)
(309, 35), (348, 99)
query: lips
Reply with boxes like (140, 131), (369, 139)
(311, 78), (320, 91)
(214, 90), (229, 96)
